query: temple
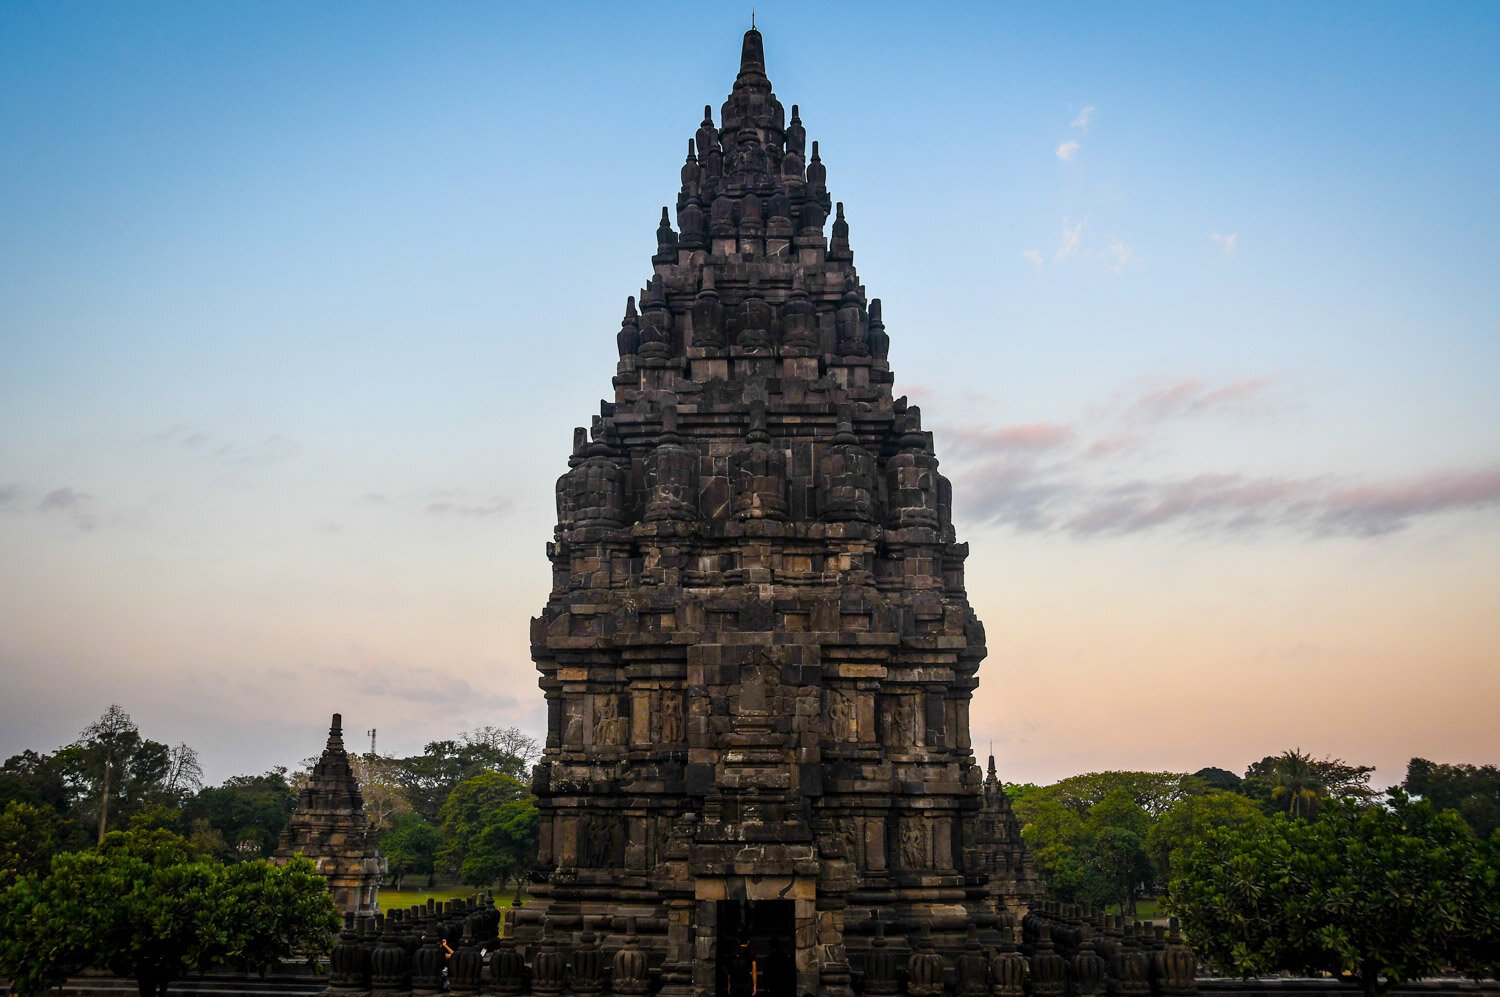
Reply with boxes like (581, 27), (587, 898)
(518, 26), (1040, 997)
(273, 713), (386, 916)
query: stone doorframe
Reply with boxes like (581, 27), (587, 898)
(692, 875), (818, 997)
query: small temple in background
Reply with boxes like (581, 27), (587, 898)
(274, 712), (385, 916)
(517, 25), (1041, 997)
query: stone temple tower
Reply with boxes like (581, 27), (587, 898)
(273, 713), (386, 916)
(521, 27), (1038, 997)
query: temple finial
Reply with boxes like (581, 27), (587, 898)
(738, 21), (766, 79)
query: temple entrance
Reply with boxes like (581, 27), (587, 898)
(716, 899), (796, 997)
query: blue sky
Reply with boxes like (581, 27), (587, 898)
(2, 2), (1497, 785)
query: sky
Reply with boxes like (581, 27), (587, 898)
(2, 2), (1497, 789)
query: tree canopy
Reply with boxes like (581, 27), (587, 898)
(393, 727), (539, 823)
(1169, 794), (1500, 997)
(1011, 770), (1207, 821)
(380, 812), (442, 890)
(437, 771), (538, 894)
(0, 828), (337, 997)
(1242, 749), (1374, 819)
(1403, 757), (1500, 839)
(1012, 781), (1161, 913)
(1146, 790), (1269, 884)
(182, 770), (296, 861)
(0, 801), (68, 884)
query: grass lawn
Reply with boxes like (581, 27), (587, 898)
(1103, 897), (1166, 922)
(379, 886), (530, 913)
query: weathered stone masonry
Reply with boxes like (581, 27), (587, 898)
(274, 713), (386, 916)
(518, 27), (1040, 997)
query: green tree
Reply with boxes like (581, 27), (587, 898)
(394, 726), (539, 823)
(0, 828), (337, 997)
(1080, 826), (1154, 916)
(1243, 749), (1374, 820)
(438, 771), (537, 895)
(59, 706), (188, 843)
(1146, 790), (1269, 884)
(0, 801), (67, 883)
(183, 770), (295, 860)
(1070, 788), (1155, 914)
(348, 754), (411, 836)
(1403, 757), (1500, 839)
(1086, 788), (1152, 839)
(1191, 767), (1244, 793)
(1011, 771), (1207, 823)
(1018, 786), (1160, 907)
(1013, 771), (1208, 903)
(1017, 796), (1090, 900)
(0, 750), (72, 814)
(380, 813), (442, 890)
(218, 857), (340, 975)
(1169, 794), (1500, 997)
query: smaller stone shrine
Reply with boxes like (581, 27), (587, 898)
(273, 712), (386, 916)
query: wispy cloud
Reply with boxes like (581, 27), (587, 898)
(348, 489), (513, 520)
(1319, 468), (1500, 536)
(1120, 375), (1280, 423)
(957, 462), (1500, 540)
(35, 486), (96, 531)
(946, 422), (1075, 456)
(1101, 237), (1140, 274)
(1056, 140), (1080, 163)
(216, 435), (299, 466)
(1055, 217), (1086, 262)
(1072, 105), (1097, 129)
(938, 374), (1498, 541)
(1211, 231), (1238, 253)
(1084, 433), (1141, 458)
(425, 496), (512, 518)
(311, 659), (518, 711)
(951, 457), (1074, 533)
(150, 425), (300, 465)
(1029, 216), (1139, 274)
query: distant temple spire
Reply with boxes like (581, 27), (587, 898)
(272, 712), (385, 915)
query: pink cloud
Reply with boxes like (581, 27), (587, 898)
(1123, 375), (1279, 423)
(944, 421), (1075, 456)
(1319, 467), (1500, 535)
(952, 459), (1500, 540)
(1084, 434), (1140, 458)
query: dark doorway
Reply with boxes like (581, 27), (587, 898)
(716, 899), (795, 997)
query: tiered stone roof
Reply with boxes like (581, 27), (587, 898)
(523, 26), (1039, 996)
(274, 713), (385, 916)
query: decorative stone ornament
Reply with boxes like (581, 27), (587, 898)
(611, 918), (651, 996)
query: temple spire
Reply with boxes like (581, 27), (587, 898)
(737, 25), (766, 83)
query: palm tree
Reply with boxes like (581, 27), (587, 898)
(1270, 748), (1327, 819)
